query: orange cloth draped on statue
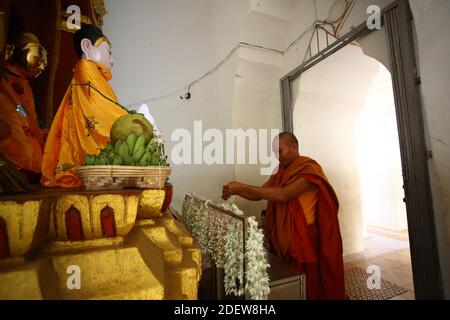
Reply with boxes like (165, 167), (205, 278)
(0, 62), (45, 173)
(264, 156), (345, 300)
(41, 60), (127, 187)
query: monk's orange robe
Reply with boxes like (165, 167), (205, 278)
(41, 60), (127, 187)
(0, 62), (45, 173)
(265, 156), (345, 300)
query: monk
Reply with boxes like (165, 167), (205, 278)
(41, 25), (128, 188)
(0, 32), (48, 180)
(222, 132), (345, 300)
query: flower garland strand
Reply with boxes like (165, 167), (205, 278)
(182, 194), (271, 300)
(224, 220), (244, 296)
(245, 216), (271, 300)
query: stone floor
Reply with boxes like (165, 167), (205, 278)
(344, 227), (415, 300)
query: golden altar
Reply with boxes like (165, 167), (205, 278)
(0, 187), (202, 300)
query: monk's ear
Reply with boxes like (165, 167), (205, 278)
(80, 38), (94, 59)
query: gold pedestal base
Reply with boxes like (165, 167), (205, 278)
(128, 216), (202, 300)
(0, 189), (201, 300)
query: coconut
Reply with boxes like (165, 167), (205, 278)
(110, 113), (153, 143)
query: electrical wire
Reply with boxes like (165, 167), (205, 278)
(314, 0), (318, 21)
(327, 0), (348, 24)
(335, 0), (356, 36)
(127, 22), (321, 107)
(127, 1), (356, 106)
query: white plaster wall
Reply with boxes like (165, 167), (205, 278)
(231, 57), (282, 217)
(229, 2), (289, 217)
(356, 65), (407, 232)
(292, 45), (382, 255)
(103, 0), (250, 210)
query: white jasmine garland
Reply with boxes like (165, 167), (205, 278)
(219, 196), (244, 216)
(182, 195), (229, 267)
(152, 129), (168, 162)
(224, 220), (244, 296)
(245, 216), (271, 300)
(152, 129), (165, 145)
(182, 195), (270, 300)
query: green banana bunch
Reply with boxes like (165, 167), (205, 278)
(114, 139), (123, 154)
(145, 138), (158, 153)
(107, 151), (115, 164)
(94, 157), (107, 165)
(127, 132), (137, 154)
(104, 143), (113, 153)
(123, 153), (133, 166)
(118, 142), (129, 160)
(83, 133), (169, 167)
(134, 135), (146, 153)
(138, 152), (152, 166)
(133, 145), (145, 163)
(113, 155), (124, 165)
(84, 154), (95, 165)
(150, 153), (160, 166)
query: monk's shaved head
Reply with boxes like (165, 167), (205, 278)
(273, 132), (300, 167)
(278, 132), (299, 148)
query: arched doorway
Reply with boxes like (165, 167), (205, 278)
(280, 1), (442, 299)
(101, 206), (116, 238)
(65, 205), (84, 241)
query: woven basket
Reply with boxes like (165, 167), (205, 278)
(76, 165), (171, 190)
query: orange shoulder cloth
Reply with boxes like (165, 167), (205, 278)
(264, 156), (340, 259)
(41, 60), (128, 187)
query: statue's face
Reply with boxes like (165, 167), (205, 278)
(6, 33), (48, 78)
(22, 43), (48, 78)
(81, 38), (113, 71)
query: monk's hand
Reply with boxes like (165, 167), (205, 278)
(222, 181), (244, 200)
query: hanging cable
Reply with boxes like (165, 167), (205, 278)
(335, 0), (356, 36)
(127, 2), (356, 106)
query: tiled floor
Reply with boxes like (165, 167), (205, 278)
(344, 227), (415, 300)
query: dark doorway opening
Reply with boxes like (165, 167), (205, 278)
(65, 205), (84, 241)
(101, 206), (117, 238)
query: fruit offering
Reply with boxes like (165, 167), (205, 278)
(84, 130), (168, 167)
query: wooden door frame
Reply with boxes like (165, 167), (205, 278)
(280, 0), (443, 299)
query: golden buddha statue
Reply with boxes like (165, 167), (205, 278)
(41, 25), (128, 188)
(0, 32), (47, 178)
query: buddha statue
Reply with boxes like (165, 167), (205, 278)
(0, 32), (48, 181)
(41, 25), (128, 188)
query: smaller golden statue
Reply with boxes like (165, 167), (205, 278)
(0, 32), (48, 180)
